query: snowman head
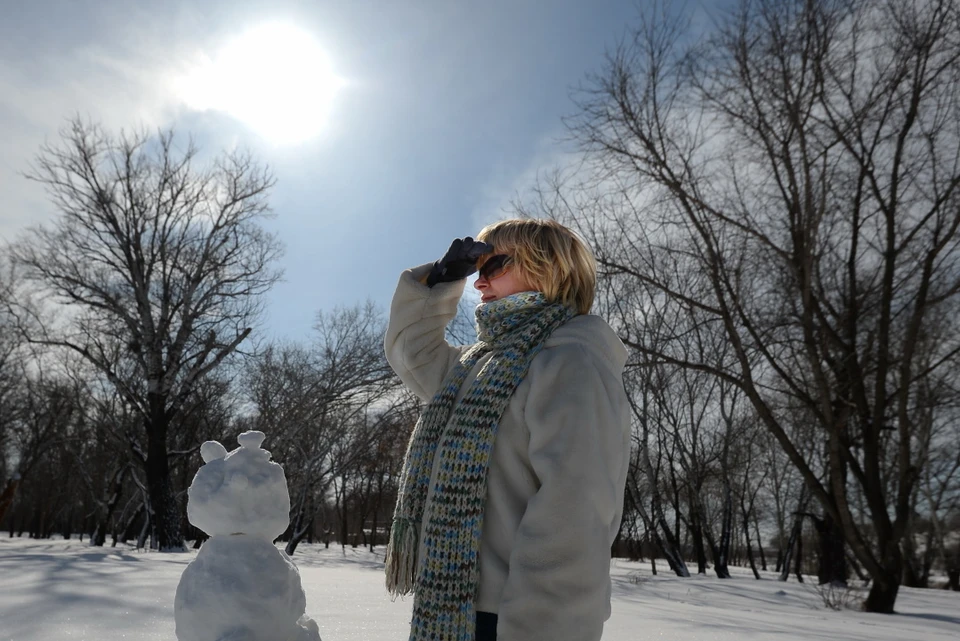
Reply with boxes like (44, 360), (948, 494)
(187, 431), (291, 540)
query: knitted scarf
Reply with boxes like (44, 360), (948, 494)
(385, 291), (575, 641)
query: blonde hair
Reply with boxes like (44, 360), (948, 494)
(477, 218), (597, 315)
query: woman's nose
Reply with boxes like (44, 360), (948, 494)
(474, 276), (488, 291)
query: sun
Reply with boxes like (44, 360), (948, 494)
(178, 23), (344, 145)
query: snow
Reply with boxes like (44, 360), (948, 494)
(1, 537), (957, 641)
(175, 536), (319, 641)
(4, 430), (956, 640)
(174, 431), (318, 641)
(187, 431), (290, 540)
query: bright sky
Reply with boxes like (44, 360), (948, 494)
(0, 0), (700, 342)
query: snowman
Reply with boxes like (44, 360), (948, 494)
(174, 430), (321, 641)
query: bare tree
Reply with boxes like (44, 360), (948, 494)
(915, 381), (960, 589)
(0, 262), (27, 524)
(734, 417), (768, 580)
(528, 0), (960, 612)
(623, 358), (691, 576)
(2, 371), (68, 527)
(246, 302), (399, 555)
(445, 295), (479, 346)
(352, 405), (417, 552)
(5, 119), (282, 550)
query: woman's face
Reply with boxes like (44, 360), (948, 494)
(473, 252), (537, 303)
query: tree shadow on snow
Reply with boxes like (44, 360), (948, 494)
(0, 543), (180, 637)
(282, 545), (387, 571)
(898, 612), (960, 626)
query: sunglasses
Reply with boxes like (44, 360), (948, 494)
(477, 254), (513, 281)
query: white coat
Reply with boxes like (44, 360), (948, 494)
(385, 264), (631, 641)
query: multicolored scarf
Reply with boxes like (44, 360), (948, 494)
(385, 291), (575, 641)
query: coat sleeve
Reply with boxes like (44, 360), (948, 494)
(383, 263), (469, 401)
(496, 342), (631, 641)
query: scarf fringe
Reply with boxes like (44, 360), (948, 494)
(385, 517), (418, 598)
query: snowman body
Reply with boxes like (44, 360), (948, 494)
(174, 431), (321, 641)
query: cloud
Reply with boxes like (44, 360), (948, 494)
(0, 17), (199, 240)
(0, 1), (320, 237)
(469, 131), (582, 230)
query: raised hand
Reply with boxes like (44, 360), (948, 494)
(426, 237), (495, 287)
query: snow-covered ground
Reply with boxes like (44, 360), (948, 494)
(1, 536), (957, 641)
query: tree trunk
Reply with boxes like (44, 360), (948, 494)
(145, 394), (185, 551)
(901, 523), (934, 589)
(690, 509), (708, 574)
(946, 539), (960, 591)
(627, 479), (689, 576)
(699, 494), (731, 579)
(864, 545), (902, 613)
(285, 486), (310, 556)
(704, 525), (731, 579)
(285, 507), (313, 556)
(91, 465), (128, 547)
(337, 481), (349, 549)
(193, 532), (208, 549)
(30, 501), (45, 538)
(119, 501), (145, 544)
(901, 545), (922, 588)
(742, 506), (760, 579)
(780, 516), (802, 581)
(847, 551), (869, 582)
(754, 515), (768, 571)
(285, 532), (304, 556)
(0, 477), (18, 526)
(780, 489), (808, 581)
(633, 450), (689, 576)
(813, 510), (847, 586)
(794, 529), (804, 583)
(651, 529), (687, 576)
(715, 481), (732, 579)
(919, 528), (934, 588)
(652, 504), (689, 577)
(61, 509), (74, 540)
(136, 501), (151, 550)
(947, 568), (959, 591)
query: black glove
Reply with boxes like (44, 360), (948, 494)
(425, 237), (494, 287)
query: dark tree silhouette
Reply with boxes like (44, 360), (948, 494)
(7, 119), (282, 550)
(528, 0), (960, 612)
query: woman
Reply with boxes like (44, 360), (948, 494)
(384, 218), (630, 641)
